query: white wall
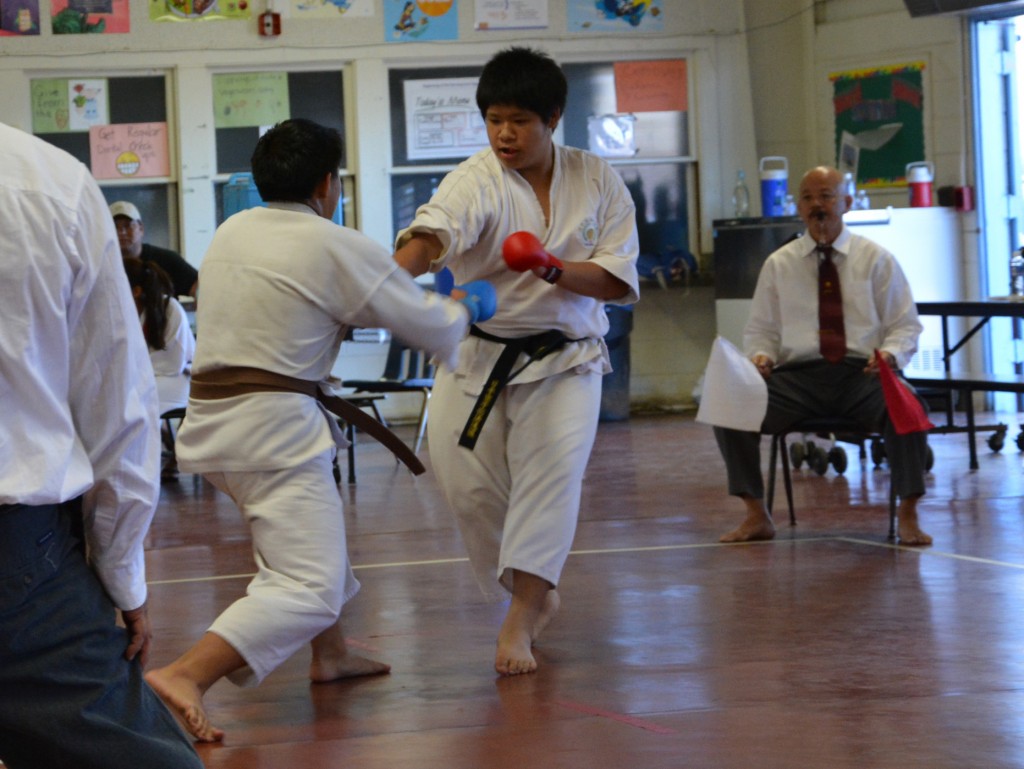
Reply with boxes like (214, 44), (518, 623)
(1, 0), (977, 413)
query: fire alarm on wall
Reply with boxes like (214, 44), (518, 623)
(259, 10), (280, 36)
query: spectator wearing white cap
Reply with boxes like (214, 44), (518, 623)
(110, 200), (198, 299)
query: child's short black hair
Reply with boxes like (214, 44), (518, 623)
(251, 118), (343, 203)
(476, 47), (567, 123)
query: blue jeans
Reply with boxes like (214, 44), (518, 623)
(0, 501), (201, 769)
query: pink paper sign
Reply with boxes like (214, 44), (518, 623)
(89, 122), (170, 179)
(614, 59), (688, 114)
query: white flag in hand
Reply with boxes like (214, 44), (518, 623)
(695, 336), (768, 432)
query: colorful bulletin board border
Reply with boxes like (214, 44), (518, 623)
(90, 122), (170, 179)
(568, 0), (663, 33)
(385, 0), (458, 42)
(291, 0), (372, 20)
(150, 0), (250, 22)
(831, 61), (926, 188)
(1, 0), (41, 35)
(52, 0), (129, 34)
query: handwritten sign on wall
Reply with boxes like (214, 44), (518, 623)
(89, 122), (170, 179)
(213, 72), (289, 129)
(31, 79), (71, 132)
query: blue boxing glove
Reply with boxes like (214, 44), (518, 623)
(434, 267), (455, 296)
(456, 280), (497, 325)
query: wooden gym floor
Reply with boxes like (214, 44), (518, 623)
(145, 411), (1024, 769)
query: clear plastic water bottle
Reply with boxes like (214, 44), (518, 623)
(854, 189), (870, 210)
(782, 194), (797, 216)
(843, 171), (856, 200)
(1011, 248), (1024, 297)
(732, 170), (750, 218)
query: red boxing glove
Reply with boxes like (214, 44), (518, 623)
(502, 231), (564, 284)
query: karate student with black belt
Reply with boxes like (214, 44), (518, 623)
(394, 47), (639, 677)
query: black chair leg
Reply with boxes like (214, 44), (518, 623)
(780, 434), (797, 526)
(888, 483), (898, 541)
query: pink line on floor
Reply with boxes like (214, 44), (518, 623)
(553, 699), (677, 734)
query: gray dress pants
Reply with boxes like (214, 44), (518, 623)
(713, 357), (928, 501)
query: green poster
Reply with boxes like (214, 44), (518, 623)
(832, 63), (925, 188)
(213, 72), (289, 129)
(31, 78), (71, 133)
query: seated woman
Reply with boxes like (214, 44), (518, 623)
(123, 257), (195, 476)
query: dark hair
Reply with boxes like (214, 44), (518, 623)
(476, 47), (567, 123)
(123, 257), (172, 351)
(250, 118), (343, 203)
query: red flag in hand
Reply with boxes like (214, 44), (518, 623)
(875, 349), (934, 435)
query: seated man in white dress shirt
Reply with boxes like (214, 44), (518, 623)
(713, 166), (932, 547)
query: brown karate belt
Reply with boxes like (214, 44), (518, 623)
(189, 366), (425, 476)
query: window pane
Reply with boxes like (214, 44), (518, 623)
(391, 173), (444, 234)
(388, 66), (482, 167)
(33, 75), (168, 166)
(214, 70), (346, 174)
(622, 163), (697, 285)
(563, 62), (689, 159)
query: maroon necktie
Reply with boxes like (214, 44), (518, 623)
(817, 245), (846, 363)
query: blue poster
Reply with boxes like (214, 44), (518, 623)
(384, 0), (458, 42)
(568, 0), (663, 33)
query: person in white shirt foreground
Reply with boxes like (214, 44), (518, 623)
(144, 118), (495, 742)
(713, 166), (931, 546)
(0, 121), (202, 769)
(394, 47), (640, 677)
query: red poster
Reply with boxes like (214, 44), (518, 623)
(614, 59), (688, 113)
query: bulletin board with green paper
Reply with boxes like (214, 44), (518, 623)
(831, 62), (926, 188)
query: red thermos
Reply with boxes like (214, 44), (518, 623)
(906, 162), (934, 207)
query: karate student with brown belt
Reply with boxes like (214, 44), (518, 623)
(144, 118), (496, 742)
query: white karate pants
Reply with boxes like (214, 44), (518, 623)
(203, 450), (360, 686)
(427, 367), (601, 599)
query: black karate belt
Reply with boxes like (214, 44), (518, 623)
(190, 366), (425, 476)
(458, 326), (576, 450)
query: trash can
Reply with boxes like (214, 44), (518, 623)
(599, 304), (634, 422)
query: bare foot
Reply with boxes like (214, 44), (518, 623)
(531, 589), (560, 643)
(309, 653), (391, 683)
(145, 667), (224, 743)
(495, 618), (536, 677)
(719, 516), (776, 543)
(897, 501), (932, 546)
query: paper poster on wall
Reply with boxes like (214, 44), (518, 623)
(291, 0), (371, 18)
(149, 0), (250, 22)
(89, 122), (170, 179)
(213, 72), (290, 129)
(614, 59), (686, 113)
(568, 0), (662, 33)
(52, 0), (129, 33)
(385, 0), (458, 42)
(0, 0), (41, 35)
(831, 62), (925, 188)
(68, 79), (110, 131)
(404, 77), (487, 161)
(474, 0), (545, 29)
(31, 79), (72, 133)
